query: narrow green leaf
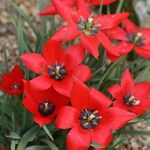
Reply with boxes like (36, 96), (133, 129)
(25, 145), (49, 150)
(91, 142), (103, 148)
(40, 138), (59, 150)
(121, 130), (150, 136)
(42, 125), (54, 141)
(17, 126), (40, 150)
(6, 132), (21, 140)
(11, 140), (19, 150)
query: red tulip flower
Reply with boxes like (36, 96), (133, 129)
(108, 69), (150, 115)
(20, 40), (91, 97)
(40, 0), (117, 16)
(22, 81), (70, 126)
(55, 80), (136, 150)
(108, 19), (150, 59)
(40, 0), (76, 16)
(0, 65), (24, 96)
(50, 0), (129, 59)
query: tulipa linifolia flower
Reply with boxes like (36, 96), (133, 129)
(0, 64), (24, 96)
(108, 69), (150, 115)
(20, 40), (91, 97)
(55, 80), (136, 150)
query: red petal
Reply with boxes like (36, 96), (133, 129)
(90, 0), (117, 6)
(140, 29), (150, 49)
(134, 46), (150, 59)
(33, 114), (53, 127)
(42, 40), (64, 65)
(106, 51), (120, 62)
(101, 107), (137, 130)
(30, 75), (53, 91)
(123, 19), (139, 33)
(116, 41), (133, 54)
(108, 27), (127, 41)
(53, 75), (73, 97)
(80, 34), (99, 59)
(39, 5), (56, 16)
(121, 69), (134, 94)
(95, 12), (129, 30)
(51, 24), (79, 42)
(73, 65), (92, 82)
(97, 32), (119, 56)
(89, 88), (112, 109)
(71, 80), (89, 110)
(107, 84), (123, 99)
(76, 0), (90, 18)
(55, 106), (77, 129)
(22, 97), (38, 114)
(133, 82), (150, 100)
(20, 53), (46, 74)
(64, 44), (85, 69)
(106, 41), (133, 61)
(51, 0), (76, 24)
(91, 128), (113, 147)
(11, 64), (24, 79)
(67, 128), (90, 150)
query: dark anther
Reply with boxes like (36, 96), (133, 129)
(126, 32), (143, 46)
(38, 101), (55, 116)
(80, 109), (102, 130)
(48, 64), (66, 80)
(77, 17), (99, 36)
(123, 93), (140, 106)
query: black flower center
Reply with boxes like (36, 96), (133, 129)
(79, 109), (102, 130)
(48, 64), (66, 80)
(126, 32), (143, 46)
(77, 17), (99, 36)
(11, 83), (22, 90)
(38, 101), (55, 116)
(123, 93), (140, 106)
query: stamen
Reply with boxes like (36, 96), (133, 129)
(123, 93), (140, 106)
(127, 32), (143, 46)
(38, 101), (55, 116)
(77, 17), (99, 36)
(48, 64), (66, 80)
(80, 109), (101, 130)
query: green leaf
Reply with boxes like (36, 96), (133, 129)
(17, 17), (27, 54)
(91, 142), (103, 148)
(6, 132), (21, 140)
(121, 130), (150, 136)
(42, 125), (54, 141)
(40, 138), (59, 150)
(11, 140), (19, 150)
(25, 145), (49, 150)
(13, 4), (39, 36)
(0, 116), (11, 130)
(16, 126), (40, 150)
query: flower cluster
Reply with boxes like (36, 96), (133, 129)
(0, 0), (150, 149)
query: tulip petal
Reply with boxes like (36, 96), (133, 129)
(20, 53), (46, 74)
(55, 106), (77, 129)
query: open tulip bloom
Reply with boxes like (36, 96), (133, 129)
(22, 81), (70, 126)
(55, 80), (136, 150)
(40, 0), (117, 16)
(20, 40), (91, 97)
(50, 0), (129, 59)
(0, 64), (24, 96)
(108, 69), (150, 115)
(108, 19), (150, 59)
